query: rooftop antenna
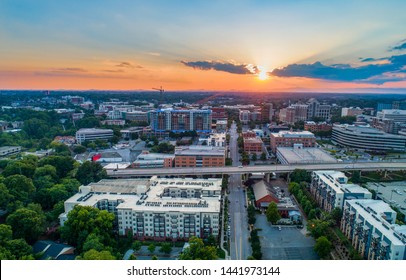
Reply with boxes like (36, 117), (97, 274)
(152, 86), (164, 106)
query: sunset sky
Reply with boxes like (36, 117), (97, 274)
(1, 0), (406, 92)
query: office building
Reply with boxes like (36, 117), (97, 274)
(310, 171), (372, 212)
(174, 146), (225, 167)
(307, 98), (331, 120)
(270, 130), (316, 153)
(75, 128), (114, 144)
(341, 199), (406, 260)
(60, 177), (222, 240)
(332, 124), (406, 151)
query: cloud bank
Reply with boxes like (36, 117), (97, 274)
(181, 60), (259, 75)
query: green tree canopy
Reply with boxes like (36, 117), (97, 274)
(39, 156), (76, 178)
(314, 236), (332, 259)
(290, 169), (311, 183)
(266, 202), (281, 224)
(6, 207), (46, 243)
(60, 205), (115, 252)
(307, 219), (330, 239)
(4, 175), (35, 204)
(75, 161), (107, 185)
(78, 249), (116, 260)
(179, 236), (218, 260)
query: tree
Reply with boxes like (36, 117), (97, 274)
(2, 161), (36, 178)
(39, 156), (76, 178)
(0, 183), (13, 210)
(82, 233), (105, 252)
(351, 171), (361, 184)
(307, 219), (330, 239)
(151, 255), (158, 260)
(60, 205), (115, 252)
(33, 165), (58, 183)
(132, 241), (142, 251)
(266, 202), (281, 224)
(4, 175), (35, 204)
(251, 153), (257, 161)
(6, 207), (46, 243)
(73, 145), (87, 154)
(6, 238), (33, 260)
(160, 243), (172, 255)
(329, 207), (342, 226)
(50, 142), (71, 156)
(290, 169), (311, 183)
(148, 243), (156, 254)
(0, 224), (13, 245)
(314, 236), (332, 259)
(78, 249), (116, 260)
(260, 152), (267, 161)
(23, 118), (49, 139)
(179, 236), (218, 260)
(75, 161), (107, 185)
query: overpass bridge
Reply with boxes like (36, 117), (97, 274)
(107, 162), (406, 178)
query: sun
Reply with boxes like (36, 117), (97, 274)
(257, 68), (268, 80)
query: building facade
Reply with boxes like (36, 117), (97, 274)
(174, 145), (225, 168)
(341, 199), (406, 260)
(149, 109), (212, 133)
(332, 124), (406, 151)
(270, 131), (316, 153)
(310, 171), (372, 212)
(60, 177), (222, 240)
(75, 128), (114, 144)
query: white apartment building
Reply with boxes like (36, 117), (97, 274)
(75, 128), (114, 144)
(60, 177), (222, 240)
(310, 171), (372, 211)
(341, 199), (406, 260)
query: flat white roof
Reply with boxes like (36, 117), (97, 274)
(277, 147), (337, 164)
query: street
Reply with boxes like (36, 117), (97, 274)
(228, 122), (251, 260)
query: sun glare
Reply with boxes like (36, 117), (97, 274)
(258, 69), (268, 81)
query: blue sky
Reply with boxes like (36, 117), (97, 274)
(0, 0), (405, 91)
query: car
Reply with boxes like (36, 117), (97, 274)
(238, 165), (244, 168)
(296, 225), (304, 229)
(278, 226), (282, 231)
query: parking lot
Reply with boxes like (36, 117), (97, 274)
(255, 215), (319, 260)
(367, 181), (406, 213)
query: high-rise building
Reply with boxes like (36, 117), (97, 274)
(306, 98), (331, 120)
(279, 107), (296, 124)
(149, 109), (212, 133)
(341, 107), (363, 117)
(261, 103), (274, 123)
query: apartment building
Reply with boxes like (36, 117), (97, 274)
(149, 109), (211, 133)
(341, 199), (406, 260)
(304, 121), (332, 132)
(0, 146), (22, 157)
(310, 171), (372, 212)
(133, 151), (175, 168)
(243, 137), (263, 155)
(60, 177), (222, 240)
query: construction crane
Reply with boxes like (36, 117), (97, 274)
(152, 86), (164, 106)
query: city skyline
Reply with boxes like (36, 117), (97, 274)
(1, 0), (406, 93)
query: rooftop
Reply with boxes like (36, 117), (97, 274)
(175, 145), (225, 156)
(277, 147), (337, 164)
(76, 128), (113, 133)
(271, 130), (315, 138)
(333, 124), (406, 139)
